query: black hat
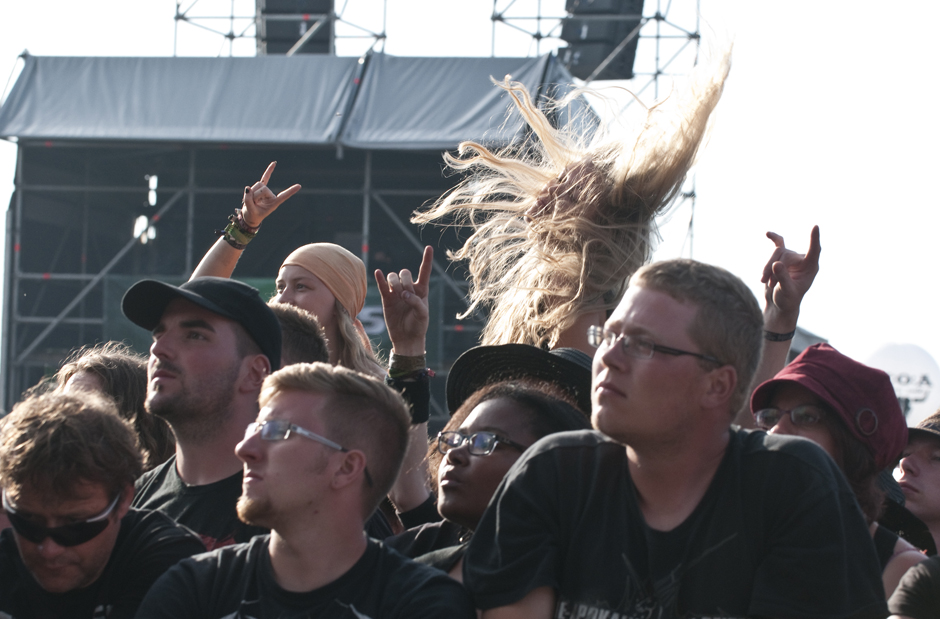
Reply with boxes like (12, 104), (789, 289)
(122, 277), (282, 371)
(446, 344), (592, 415)
(908, 410), (940, 444)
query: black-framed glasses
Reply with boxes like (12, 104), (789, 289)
(587, 325), (722, 365)
(245, 419), (373, 487)
(436, 431), (529, 457)
(753, 405), (826, 431)
(2, 490), (120, 547)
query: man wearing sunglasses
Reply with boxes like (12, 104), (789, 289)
(138, 362), (475, 618)
(0, 391), (204, 618)
(464, 259), (886, 618)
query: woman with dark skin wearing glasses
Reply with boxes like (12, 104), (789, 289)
(750, 343), (925, 597)
(386, 381), (590, 583)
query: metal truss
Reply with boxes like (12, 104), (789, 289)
(173, 0), (387, 57)
(2, 145), (476, 418)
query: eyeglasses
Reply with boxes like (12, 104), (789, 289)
(436, 431), (529, 457)
(753, 405), (826, 431)
(587, 325), (722, 365)
(2, 490), (120, 547)
(245, 419), (373, 487)
(246, 419), (347, 451)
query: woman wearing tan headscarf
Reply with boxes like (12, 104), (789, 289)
(191, 162), (398, 379)
(190, 163), (433, 519)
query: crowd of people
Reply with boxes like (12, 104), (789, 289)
(0, 54), (938, 619)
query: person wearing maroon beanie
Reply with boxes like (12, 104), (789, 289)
(751, 343), (925, 596)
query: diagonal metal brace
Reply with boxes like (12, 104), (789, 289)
(15, 189), (187, 365)
(370, 191), (467, 302)
(286, 19), (327, 57)
(584, 17), (649, 84)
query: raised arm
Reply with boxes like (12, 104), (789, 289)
(375, 246), (434, 513)
(735, 226), (821, 428)
(190, 161), (301, 280)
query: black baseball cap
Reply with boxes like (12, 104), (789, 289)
(446, 344), (593, 415)
(122, 277), (282, 371)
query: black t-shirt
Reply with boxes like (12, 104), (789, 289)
(134, 457), (392, 549)
(133, 456), (267, 550)
(385, 519), (468, 573)
(889, 555), (940, 619)
(385, 519), (466, 559)
(136, 535), (476, 619)
(0, 508), (204, 619)
(464, 428), (889, 619)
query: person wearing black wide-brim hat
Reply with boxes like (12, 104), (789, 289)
(446, 344), (593, 416)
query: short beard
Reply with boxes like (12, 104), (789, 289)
(146, 362), (241, 444)
(236, 494), (273, 528)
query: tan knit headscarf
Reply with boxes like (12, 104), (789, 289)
(280, 243), (367, 318)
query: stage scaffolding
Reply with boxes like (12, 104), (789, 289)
(3, 142), (477, 416)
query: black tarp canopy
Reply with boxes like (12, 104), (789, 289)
(0, 52), (591, 149)
(0, 50), (594, 411)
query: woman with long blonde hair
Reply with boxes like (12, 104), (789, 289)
(413, 55), (731, 352)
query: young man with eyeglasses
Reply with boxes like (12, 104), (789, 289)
(137, 362), (475, 619)
(0, 391), (204, 619)
(463, 259), (887, 619)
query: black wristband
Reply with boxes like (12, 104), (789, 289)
(385, 372), (431, 424)
(764, 329), (796, 342)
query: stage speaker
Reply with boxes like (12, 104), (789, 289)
(257, 0), (334, 55)
(559, 0), (644, 80)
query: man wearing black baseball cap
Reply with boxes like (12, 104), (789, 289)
(123, 277), (281, 550)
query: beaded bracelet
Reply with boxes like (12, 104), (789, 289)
(216, 209), (260, 250)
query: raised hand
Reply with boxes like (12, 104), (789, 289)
(241, 161), (302, 228)
(375, 246), (433, 357)
(761, 225), (821, 329)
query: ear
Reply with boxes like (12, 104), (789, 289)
(330, 449), (369, 493)
(699, 364), (737, 410)
(238, 354), (271, 394)
(116, 482), (135, 520)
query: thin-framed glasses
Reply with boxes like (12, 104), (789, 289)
(753, 405), (826, 431)
(436, 431), (529, 457)
(246, 419), (346, 451)
(246, 419), (374, 487)
(2, 490), (120, 547)
(587, 325), (722, 365)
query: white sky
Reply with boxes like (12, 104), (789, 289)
(1, 0), (939, 376)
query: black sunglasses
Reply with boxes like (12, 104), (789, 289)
(2, 490), (120, 547)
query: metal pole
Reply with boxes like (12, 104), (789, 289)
(584, 19), (648, 84)
(1, 145), (24, 409)
(655, 0), (662, 99)
(79, 160), (90, 342)
(361, 151), (371, 274)
(14, 189), (187, 365)
(185, 149), (195, 274)
(286, 19), (326, 56)
(174, 1), (180, 56)
(491, 0), (497, 57)
(370, 192), (466, 301)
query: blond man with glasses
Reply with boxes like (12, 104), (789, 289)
(463, 259), (888, 619)
(137, 362), (474, 619)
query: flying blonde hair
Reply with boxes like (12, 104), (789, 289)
(413, 52), (731, 348)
